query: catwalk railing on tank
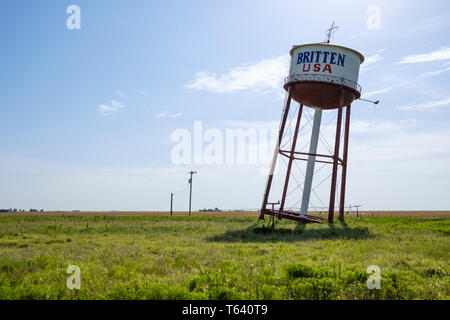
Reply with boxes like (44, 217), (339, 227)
(284, 74), (362, 94)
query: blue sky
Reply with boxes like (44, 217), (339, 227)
(0, 0), (449, 211)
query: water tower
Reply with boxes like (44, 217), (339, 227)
(259, 42), (364, 224)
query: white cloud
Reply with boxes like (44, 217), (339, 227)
(98, 100), (125, 115)
(155, 112), (182, 119)
(396, 47), (450, 64)
(361, 86), (393, 98)
(183, 55), (290, 94)
(396, 98), (450, 111)
(414, 16), (449, 34)
(115, 91), (126, 98)
(351, 119), (417, 134)
(366, 54), (382, 65)
(419, 66), (450, 78)
(350, 128), (450, 166)
(222, 120), (279, 130)
(360, 53), (382, 72)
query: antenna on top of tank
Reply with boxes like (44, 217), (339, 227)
(325, 21), (339, 43)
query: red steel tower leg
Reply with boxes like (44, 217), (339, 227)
(259, 86), (293, 219)
(328, 88), (345, 223)
(339, 104), (351, 221)
(280, 104), (303, 211)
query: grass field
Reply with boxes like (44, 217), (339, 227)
(0, 212), (448, 300)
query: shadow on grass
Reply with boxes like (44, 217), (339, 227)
(207, 222), (372, 243)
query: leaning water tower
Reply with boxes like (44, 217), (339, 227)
(259, 39), (364, 224)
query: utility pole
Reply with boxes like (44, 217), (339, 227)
(188, 171), (197, 216)
(354, 204), (362, 218)
(170, 193), (173, 216)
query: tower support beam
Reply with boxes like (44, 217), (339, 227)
(259, 86), (293, 219)
(328, 88), (345, 223)
(339, 104), (351, 221)
(280, 104), (303, 211)
(300, 107), (322, 218)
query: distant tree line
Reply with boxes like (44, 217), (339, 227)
(199, 207), (222, 212)
(0, 208), (44, 213)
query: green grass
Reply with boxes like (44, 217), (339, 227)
(0, 215), (448, 299)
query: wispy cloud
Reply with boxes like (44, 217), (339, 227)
(155, 112), (182, 119)
(222, 120), (279, 129)
(414, 16), (449, 34)
(419, 66), (450, 78)
(115, 91), (126, 98)
(98, 100), (125, 115)
(184, 55), (290, 94)
(361, 86), (393, 98)
(351, 119), (417, 134)
(396, 47), (450, 64)
(360, 53), (382, 72)
(396, 98), (450, 111)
